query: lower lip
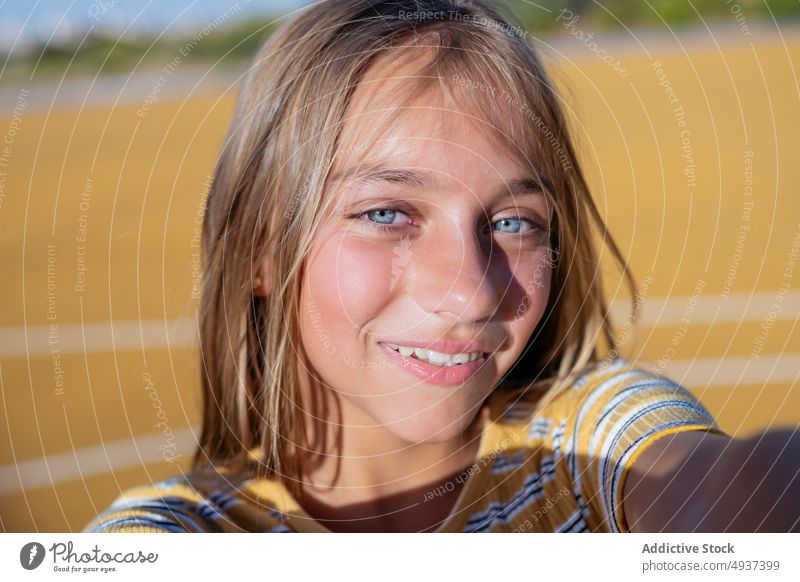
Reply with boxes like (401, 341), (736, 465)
(379, 343), (489, 386)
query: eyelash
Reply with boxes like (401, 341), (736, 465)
(351, 207), (549, 237)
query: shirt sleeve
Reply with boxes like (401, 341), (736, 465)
(562, 362), (726, 532)
(82, 484), (219, 533)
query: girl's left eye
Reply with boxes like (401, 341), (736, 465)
(493, 217), (537, 234)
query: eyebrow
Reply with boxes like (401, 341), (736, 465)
(330, 162), (553, 203)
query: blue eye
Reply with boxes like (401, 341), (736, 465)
(494, 217), (523, 234)
(355, 208), (412, 234)
(493, 217), (542, 234)
(366, 209), (399, 224)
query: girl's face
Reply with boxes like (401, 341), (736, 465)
(295, 67), (554, 445)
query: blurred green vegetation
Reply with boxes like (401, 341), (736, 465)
(2, 0), (799, 84)
(513, 0), (799, 32)
(3, 18), (278, 83)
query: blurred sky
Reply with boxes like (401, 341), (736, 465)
(0, 0), (313, 54)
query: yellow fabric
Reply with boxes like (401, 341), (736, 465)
(83, 359), (724, 533)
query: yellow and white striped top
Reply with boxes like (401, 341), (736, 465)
(83, 358), (724, 533)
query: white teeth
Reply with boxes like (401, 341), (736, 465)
(384, 343), (485, 366)
(414, 347), (430, 361)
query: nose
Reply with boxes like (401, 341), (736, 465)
(403, 221), (503, 322)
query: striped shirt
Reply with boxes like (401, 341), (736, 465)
(83, 359), (724, 533)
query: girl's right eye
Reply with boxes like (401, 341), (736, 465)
(355, 208), (413, 234)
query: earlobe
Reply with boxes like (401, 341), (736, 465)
(252, 263), (272, 297)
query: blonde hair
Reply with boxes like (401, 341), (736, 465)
(193, 0), (637, 496)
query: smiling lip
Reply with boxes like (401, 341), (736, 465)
(379, 342), (490, 386)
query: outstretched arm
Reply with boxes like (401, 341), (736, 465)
(623, 428), (800, 532)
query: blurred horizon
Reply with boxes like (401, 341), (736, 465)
(0, 0), (309, 52)
(2, 0), (799, 87)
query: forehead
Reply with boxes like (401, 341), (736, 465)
(336, 111), (524, 188)
(333, 46), (534, 180)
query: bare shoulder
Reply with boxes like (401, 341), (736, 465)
(623, 429), (732, 532)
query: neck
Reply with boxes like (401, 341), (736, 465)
(293, 373), (488, 531)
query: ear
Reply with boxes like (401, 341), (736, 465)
(252, 260), (272, 297)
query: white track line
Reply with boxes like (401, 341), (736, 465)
(1, 354), (798, 494)
(1, 292), (798, 357)
(0, 319), (198, 357)
(0, 427), (198, 495)
(608, 291), (800, 327)
(637, 355), (800, 388)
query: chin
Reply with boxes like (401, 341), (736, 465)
(377, 404), (482, 445)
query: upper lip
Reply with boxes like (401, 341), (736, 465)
(379, 339), (493, 355)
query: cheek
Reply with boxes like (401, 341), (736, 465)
(505, 251), (553, 331)
(302, 235), (395, 351)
